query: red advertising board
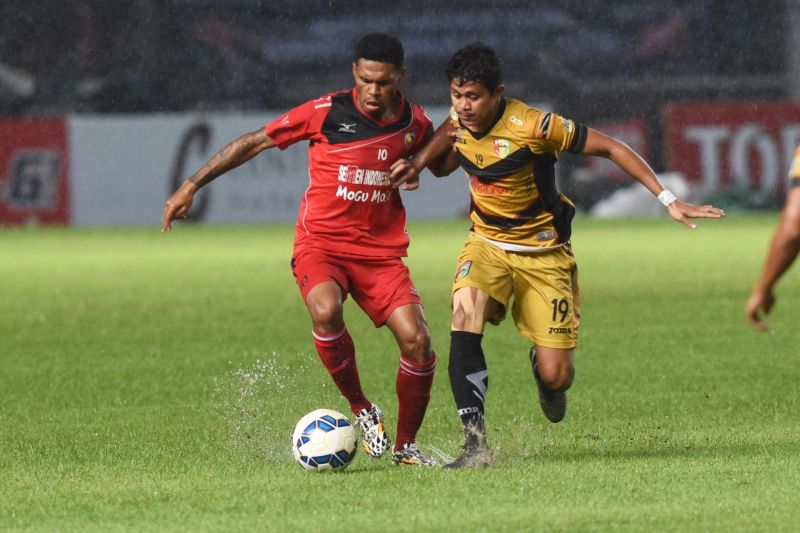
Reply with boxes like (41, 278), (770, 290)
(663, 102), (800, 194)
(0, 117), (70, 225)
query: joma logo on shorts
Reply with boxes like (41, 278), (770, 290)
(548, 326), (572, 334)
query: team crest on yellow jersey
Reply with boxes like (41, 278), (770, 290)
(404, 131), (416, 149)
(493, 138), (511, 158)
(455, 260), (472, 281)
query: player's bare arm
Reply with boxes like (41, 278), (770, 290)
(746, 186), (800, 331)
(161, 129), (275, 231)
(389, 120), (460, 190)
(582, 128), (725, 229)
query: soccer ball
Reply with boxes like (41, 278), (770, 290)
(291, 409), (357, 471)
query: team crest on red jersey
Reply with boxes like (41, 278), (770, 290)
(404, 131), (416, 150)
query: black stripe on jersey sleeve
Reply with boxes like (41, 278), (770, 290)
(566, 123), (588, 154)
(470, 197), (544, 230)
(321, 92), (413, 144)
(457, 146), (536, 183)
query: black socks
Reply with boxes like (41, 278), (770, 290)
(449, 331), (489, 446)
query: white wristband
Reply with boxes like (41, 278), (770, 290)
(657, 189), (678, 207)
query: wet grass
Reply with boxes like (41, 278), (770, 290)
(2, 215), (799, 531)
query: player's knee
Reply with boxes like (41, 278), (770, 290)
(308, 300), (344, 333)
(537, 363), (574, 392)
(451, 306), (467, 330)
(400, 327), (432, 363)
(451, 306), (481, 332)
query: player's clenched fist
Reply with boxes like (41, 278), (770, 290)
(389, 159), (421, 190)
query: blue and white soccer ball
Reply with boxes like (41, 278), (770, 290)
(291, 409), (357, 471)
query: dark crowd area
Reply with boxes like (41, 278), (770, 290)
(0, 0), (790, 121)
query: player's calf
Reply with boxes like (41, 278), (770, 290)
(446, 331), (493, 467)
(530, 347), (572, 423)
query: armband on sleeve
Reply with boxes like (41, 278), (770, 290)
(566, 123), (588, 154)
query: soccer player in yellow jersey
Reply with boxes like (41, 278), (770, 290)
(390, 43), (725, 468)
(746, 146), (800, 331)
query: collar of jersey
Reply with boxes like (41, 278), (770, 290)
(463, 98), (507, 140)
(351, 87), (407, 127)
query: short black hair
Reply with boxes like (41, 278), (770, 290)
(354, 33), (404, 68)
(446, 42), (502, 92)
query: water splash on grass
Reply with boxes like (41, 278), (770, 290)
(213, 351), (310, 463)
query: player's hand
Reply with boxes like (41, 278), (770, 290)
(745, 287), (774, 332)
(666, 200), (725, 229)
(161, 181), (197, 232)
(389, 159), (420, 191)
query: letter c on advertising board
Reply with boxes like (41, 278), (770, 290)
(169, 122), (211, 222)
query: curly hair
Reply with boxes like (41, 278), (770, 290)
(446, 43), (503, 92)
(354, 33), (404, 68)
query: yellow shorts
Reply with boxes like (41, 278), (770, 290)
(452, 233), (578, 349)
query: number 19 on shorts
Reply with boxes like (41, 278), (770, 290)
(551, 298), (569, 322)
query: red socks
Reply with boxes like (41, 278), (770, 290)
(314, 328), (436, 450)
(394, 353), (436, 450)
(313, 328), (371, 414)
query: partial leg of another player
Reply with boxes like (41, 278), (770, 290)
(304, 280), (388, 457)
(385, 303), (438, 466)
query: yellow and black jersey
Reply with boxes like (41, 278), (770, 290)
(791, 146), (800, 187)
(451, 98), (587, 249)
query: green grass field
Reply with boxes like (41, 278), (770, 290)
(2, 215), (799, 531)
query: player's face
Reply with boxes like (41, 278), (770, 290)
(352, 60), (406, 120)
(450, 79), (505, 133)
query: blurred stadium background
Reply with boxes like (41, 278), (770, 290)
(1, 0), (800, 226)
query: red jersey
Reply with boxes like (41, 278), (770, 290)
(265, 88), (433, 257)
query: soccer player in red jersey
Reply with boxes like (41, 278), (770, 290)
(162, 33), (439, 466)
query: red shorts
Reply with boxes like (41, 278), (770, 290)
(291, 246), (421, 327)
